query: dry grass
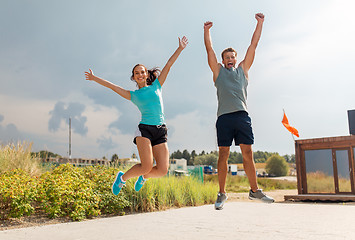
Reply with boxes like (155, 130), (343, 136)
(235, 163), (267, 170)
(0, 141), (43, 176)
(307, 171), (351, 193)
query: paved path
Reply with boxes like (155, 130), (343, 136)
(1, 201), (355, 240)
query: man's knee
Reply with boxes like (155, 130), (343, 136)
(241, 144), (252, 154)
(218, 147), (230, 161)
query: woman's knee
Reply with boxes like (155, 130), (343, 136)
(140, 162), (154, 174)
(156, 165), (169, 176)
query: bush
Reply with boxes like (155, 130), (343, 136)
(37, 164), (130, 221)
(0, 164), (217, 221)
(0, 169), (38, 220)
(265, 154), (289, 177)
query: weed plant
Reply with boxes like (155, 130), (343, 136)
(306, 171), (353, 193)
(125, 176), (217, 213)
(0, 142), (43, 176)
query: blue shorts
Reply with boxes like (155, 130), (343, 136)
(134, 124), (168, 146)
(216, 111), (254, 147)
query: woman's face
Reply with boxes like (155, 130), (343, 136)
(133, 65), (148, 86)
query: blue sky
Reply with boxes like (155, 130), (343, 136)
(1, 0), (354, 159)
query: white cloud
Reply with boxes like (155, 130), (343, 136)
(1, 0), (354, 159)
(0, 94), (53, 136)
(167, 111), (217, 153)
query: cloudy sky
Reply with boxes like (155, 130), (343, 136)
(1, 0), (354, 159)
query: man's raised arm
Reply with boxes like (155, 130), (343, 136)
(240, 13), (265, 78)
(204, 21), (221, 82)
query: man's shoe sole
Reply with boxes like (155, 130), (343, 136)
(248, 196), (274, 203)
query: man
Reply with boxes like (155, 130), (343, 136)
(204, 13), (274, 210)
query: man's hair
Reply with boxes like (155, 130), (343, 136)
(221, 47), (237, 60)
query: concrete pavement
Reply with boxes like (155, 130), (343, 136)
(1, 200), (355, 240)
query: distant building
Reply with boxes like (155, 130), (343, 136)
(228, 164), (238, 175)
(42, 157), (110, 167)
(169, 158), (188, 176)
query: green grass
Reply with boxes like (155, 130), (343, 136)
(124, 175), (217, 213)
(204, 174), (297, 193)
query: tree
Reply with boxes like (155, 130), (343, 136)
(265, 154), (289, 177)
(193, 153), (218, 168)
(111, 154), (119, 162)
(283, 154), (295, 163)
(228, 151), (243, 164)
(187, 150), (197, 166)
(191, 150), (197, 159)
(32, 151), (61, 158)
(111, 154), (119, 166)
(171, 150), (183, 159)
(182, 149), (191, 161)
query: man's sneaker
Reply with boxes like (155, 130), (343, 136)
(134, 175), (146, 192)
(214, 192), (228, 210)
(248, 189), (275, 203)
(112, 171), (125, 195)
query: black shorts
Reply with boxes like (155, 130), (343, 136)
(216, 111), (254, 147)
(134, 124), (168, 146)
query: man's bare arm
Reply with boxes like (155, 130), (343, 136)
(204, 21), (221, 82)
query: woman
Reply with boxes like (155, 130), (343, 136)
(85, 36), (188, 195)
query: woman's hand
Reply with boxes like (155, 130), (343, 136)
(178, 36), (188, 50)
(84, 69), (95, 81)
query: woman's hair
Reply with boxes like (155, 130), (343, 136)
(130, 64), (161, 86)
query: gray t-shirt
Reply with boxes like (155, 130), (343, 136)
(214, 65), (248, 117)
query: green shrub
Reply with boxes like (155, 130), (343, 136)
(0, 169), (38, 220)
(37, 164), (130, 221)
(82, 166), (130, 215)
(266, 154), (290, 177)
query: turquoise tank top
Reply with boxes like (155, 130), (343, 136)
(214, 65), (248, 117)
(130, 79), (165, 125)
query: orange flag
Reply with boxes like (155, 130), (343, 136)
(282, 112), (299, 137)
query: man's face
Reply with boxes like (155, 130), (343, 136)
(222, 51), (237, 69)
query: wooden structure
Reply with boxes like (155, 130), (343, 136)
(285, 135), (355, 201)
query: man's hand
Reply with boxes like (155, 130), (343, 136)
(255, 13), (265, 23)
(204, 21), (213, 31)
